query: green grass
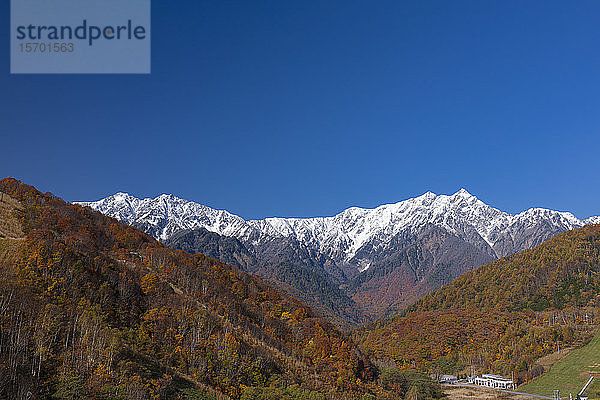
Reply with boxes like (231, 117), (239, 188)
(520, 330), (600, 399)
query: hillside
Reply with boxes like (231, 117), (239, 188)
(164, 227), (366, 327)
(80, 190), (598, 322)
(520, 329), (600, 398)
(0, 178), (429, 400)
(415, 223), (600, 312)
(355, 224), (600, 384)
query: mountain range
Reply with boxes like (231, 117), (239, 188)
(79, 190), (599, 323)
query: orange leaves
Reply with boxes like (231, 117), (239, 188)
(293, 307), (308, 321)
(141, 272), (160, 295)
(92, 363), (112, 380)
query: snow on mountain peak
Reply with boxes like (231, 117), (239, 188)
(79, 193), (251, 241)
(584, 216), (600, 225)
(454, 188), (474, 197)
(78, 190), (599, 270)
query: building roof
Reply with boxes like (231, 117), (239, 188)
(480, 374), (513, 382)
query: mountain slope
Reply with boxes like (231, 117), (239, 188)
(79, 190), (599, 321)
(349, 224), (494, 315)
(355, 223), (600, 385)
(164, 227), (257, 273)
(0, 178), (392, 400)
(414, 223), (600, 312)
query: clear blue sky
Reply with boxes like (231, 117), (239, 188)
(1, 1), (599, 219)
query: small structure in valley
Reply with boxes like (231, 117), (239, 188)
(468, 374), (515, 389)
(431, 374), (458, 383)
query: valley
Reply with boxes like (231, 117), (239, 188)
(80, 189), (599, 324)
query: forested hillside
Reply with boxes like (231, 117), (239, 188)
(83, 190), (598, 325)
(165, 227), (366, 328)
(0, 178), (441, 400)
(356, 224), (600, 385)
(416, 224), (600, 312)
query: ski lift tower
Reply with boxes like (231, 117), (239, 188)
(577, 375), (594, 400)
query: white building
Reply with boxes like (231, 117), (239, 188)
(432, 374), (458, 383)
(468, 374), (515, 389)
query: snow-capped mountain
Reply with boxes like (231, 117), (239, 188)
(584, 215), (600, 225)
(79, 189), (595, 263)
(78, 190), (599, 321)
(81, 192), (251, 241)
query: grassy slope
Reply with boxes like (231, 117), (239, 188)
(520, 329), (600, 399)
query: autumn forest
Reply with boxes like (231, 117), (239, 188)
(1, 178), (600, 399)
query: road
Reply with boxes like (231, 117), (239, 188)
(444, 382), (554, 399)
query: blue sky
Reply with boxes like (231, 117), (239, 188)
(1, 1), (599, 219)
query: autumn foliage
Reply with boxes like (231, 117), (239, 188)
(356, 224), (600, 384)
(0, 178), (401, 400)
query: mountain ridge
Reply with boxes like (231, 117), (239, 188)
(78, 189), (599, 321)
(79, 189), (598, 263)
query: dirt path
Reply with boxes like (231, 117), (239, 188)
(535, 345), (576, 373)
(444, 385), (549, 400)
